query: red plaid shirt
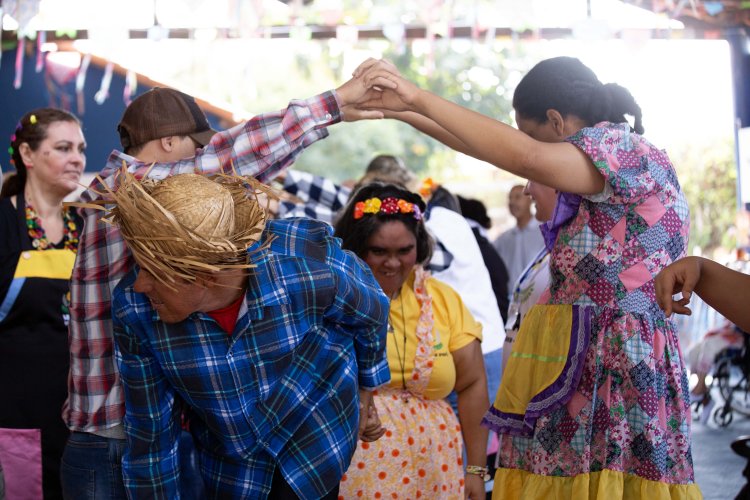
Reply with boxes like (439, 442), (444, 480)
(63, 91), (341, 433)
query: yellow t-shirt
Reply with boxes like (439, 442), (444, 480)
(387, 271), (483, 400)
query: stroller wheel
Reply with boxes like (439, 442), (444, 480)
(714, 404), (734, 427)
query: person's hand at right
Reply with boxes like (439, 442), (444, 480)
(339, 104), (385, 123)
(655, 256), (702, 318)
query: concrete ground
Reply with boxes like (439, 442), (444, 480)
(692, 395), (750, 500)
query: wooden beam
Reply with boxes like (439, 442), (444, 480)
(0, 23), (721, 43)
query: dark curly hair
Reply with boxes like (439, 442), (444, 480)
(2, 107), (82, 198)
(334, 182), (433, 265)
(512, 56), (644, 135)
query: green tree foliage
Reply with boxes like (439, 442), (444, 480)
(291, 39), (518, 182)
(672, 138), (738, 253)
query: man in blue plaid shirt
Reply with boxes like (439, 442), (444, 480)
(105, 170), (389, 499)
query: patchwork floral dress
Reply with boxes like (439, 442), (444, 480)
(483, 123), (702, 499)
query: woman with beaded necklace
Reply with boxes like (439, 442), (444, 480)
(335, 182), (489, 499)
(0, 108), (85, 499)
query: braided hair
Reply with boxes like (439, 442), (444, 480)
(512, 56), (644, 135)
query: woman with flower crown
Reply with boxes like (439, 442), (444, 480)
(334, 182), (490, 499)
(0, 108), (86, 499)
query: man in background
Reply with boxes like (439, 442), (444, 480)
(492, 184), (545, 290)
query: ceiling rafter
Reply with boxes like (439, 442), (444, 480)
(0, 23), (722, 44)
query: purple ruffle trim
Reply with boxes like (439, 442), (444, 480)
(540, 192), (582, 253)
(482, 305), (592, 437)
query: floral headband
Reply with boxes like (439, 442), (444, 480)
(354, 196), (423, 220)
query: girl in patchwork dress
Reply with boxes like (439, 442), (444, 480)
(355, 56), (701, 499)
(335, 183), (490, 499)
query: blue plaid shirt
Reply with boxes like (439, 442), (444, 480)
(112, 218), (390, 499)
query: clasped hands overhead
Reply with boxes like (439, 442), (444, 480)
(336, 58), (421, 121)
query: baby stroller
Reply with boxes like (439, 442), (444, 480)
(698, 328), (750, 427)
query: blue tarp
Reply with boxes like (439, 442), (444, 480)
(1, 48), (225, 174)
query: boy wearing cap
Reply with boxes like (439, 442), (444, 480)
(61, 76), (386, 499)
(99, 170), (389, 499)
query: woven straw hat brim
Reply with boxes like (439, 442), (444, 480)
(76, 163), (277, 286)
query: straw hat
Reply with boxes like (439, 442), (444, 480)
(93, 165), (276, 286)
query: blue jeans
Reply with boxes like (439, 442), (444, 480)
(60, 432), (126, 500)
(60, 431), (206, 500)
(446, 347), (504, 415)
(484, 348), (503, 405)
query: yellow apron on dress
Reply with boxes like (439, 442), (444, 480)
(483, 304), (591, 436)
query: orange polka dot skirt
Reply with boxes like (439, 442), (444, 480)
(339, 387), (464, 499)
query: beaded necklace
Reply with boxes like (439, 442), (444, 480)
(25, 203), (79, 251)
(388, 290), (408, 394)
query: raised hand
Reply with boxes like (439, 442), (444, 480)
(353, 58), (422, 113)
(351, 57), (389, 78)
(335, 61), (392, 113)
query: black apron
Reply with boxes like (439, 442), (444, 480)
(0, 192), (75, 500)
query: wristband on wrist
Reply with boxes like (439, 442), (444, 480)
(465, 465), (490, 481)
